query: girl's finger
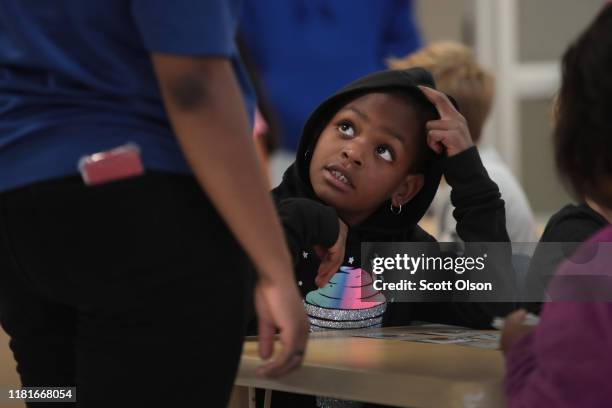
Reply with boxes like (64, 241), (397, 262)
(418, 85), (458, 119)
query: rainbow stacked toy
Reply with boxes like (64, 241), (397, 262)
(304, 266), (387, 332)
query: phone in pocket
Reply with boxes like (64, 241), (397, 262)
(78, 143), (145, 186)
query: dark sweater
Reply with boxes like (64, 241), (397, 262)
(525, 203), (609, 314)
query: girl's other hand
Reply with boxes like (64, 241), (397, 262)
(313, 219), (348, 288)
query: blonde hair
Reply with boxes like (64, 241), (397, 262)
(388, 42), (495, 143)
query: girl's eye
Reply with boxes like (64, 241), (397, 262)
(376, 145), (393, 162)
(337, 122), (355, 137)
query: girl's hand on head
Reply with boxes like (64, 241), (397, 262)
(500, 309), (535, 355)
(313, 219), (348, 288)
(417, 85), (474, 157)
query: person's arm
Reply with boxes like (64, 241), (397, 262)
(151, 55), (307, 377)
(443, 149), (517, 325)
(277, 199), (338, 264)
(418, 86), (507, 243)
(444, 147), (508, 242)
(276, 198), (347, 287)
(417, 87), (516, 327)
(504, 302), (612, 407)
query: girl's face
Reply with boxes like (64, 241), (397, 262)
(309, 93), (424, 226)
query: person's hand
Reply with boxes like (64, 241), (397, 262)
(254, 276), (309, 378)
(500, 309), (535, 355)
(313, 219), (348, 288)
(417, 85), (474, 157)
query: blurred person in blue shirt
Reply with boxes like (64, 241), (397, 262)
(240, 0), (423, 156)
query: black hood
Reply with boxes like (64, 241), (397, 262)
(274, 67), (456, 236)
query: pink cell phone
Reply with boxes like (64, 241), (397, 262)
(78, 143), (145, 186)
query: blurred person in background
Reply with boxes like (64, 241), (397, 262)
(501, 5), (612, 407)
(524, 91), (609, 312)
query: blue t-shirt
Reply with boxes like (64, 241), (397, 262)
(0, 0), (254, 192)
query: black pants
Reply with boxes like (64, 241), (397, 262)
(0, 173), (254, 407)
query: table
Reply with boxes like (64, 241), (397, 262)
(230, 326), (505, 408)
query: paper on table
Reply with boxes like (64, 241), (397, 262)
(352, 329), (500, 349)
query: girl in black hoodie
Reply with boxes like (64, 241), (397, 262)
(258, 67), (516, 407)
(271, 67), (515, 322)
